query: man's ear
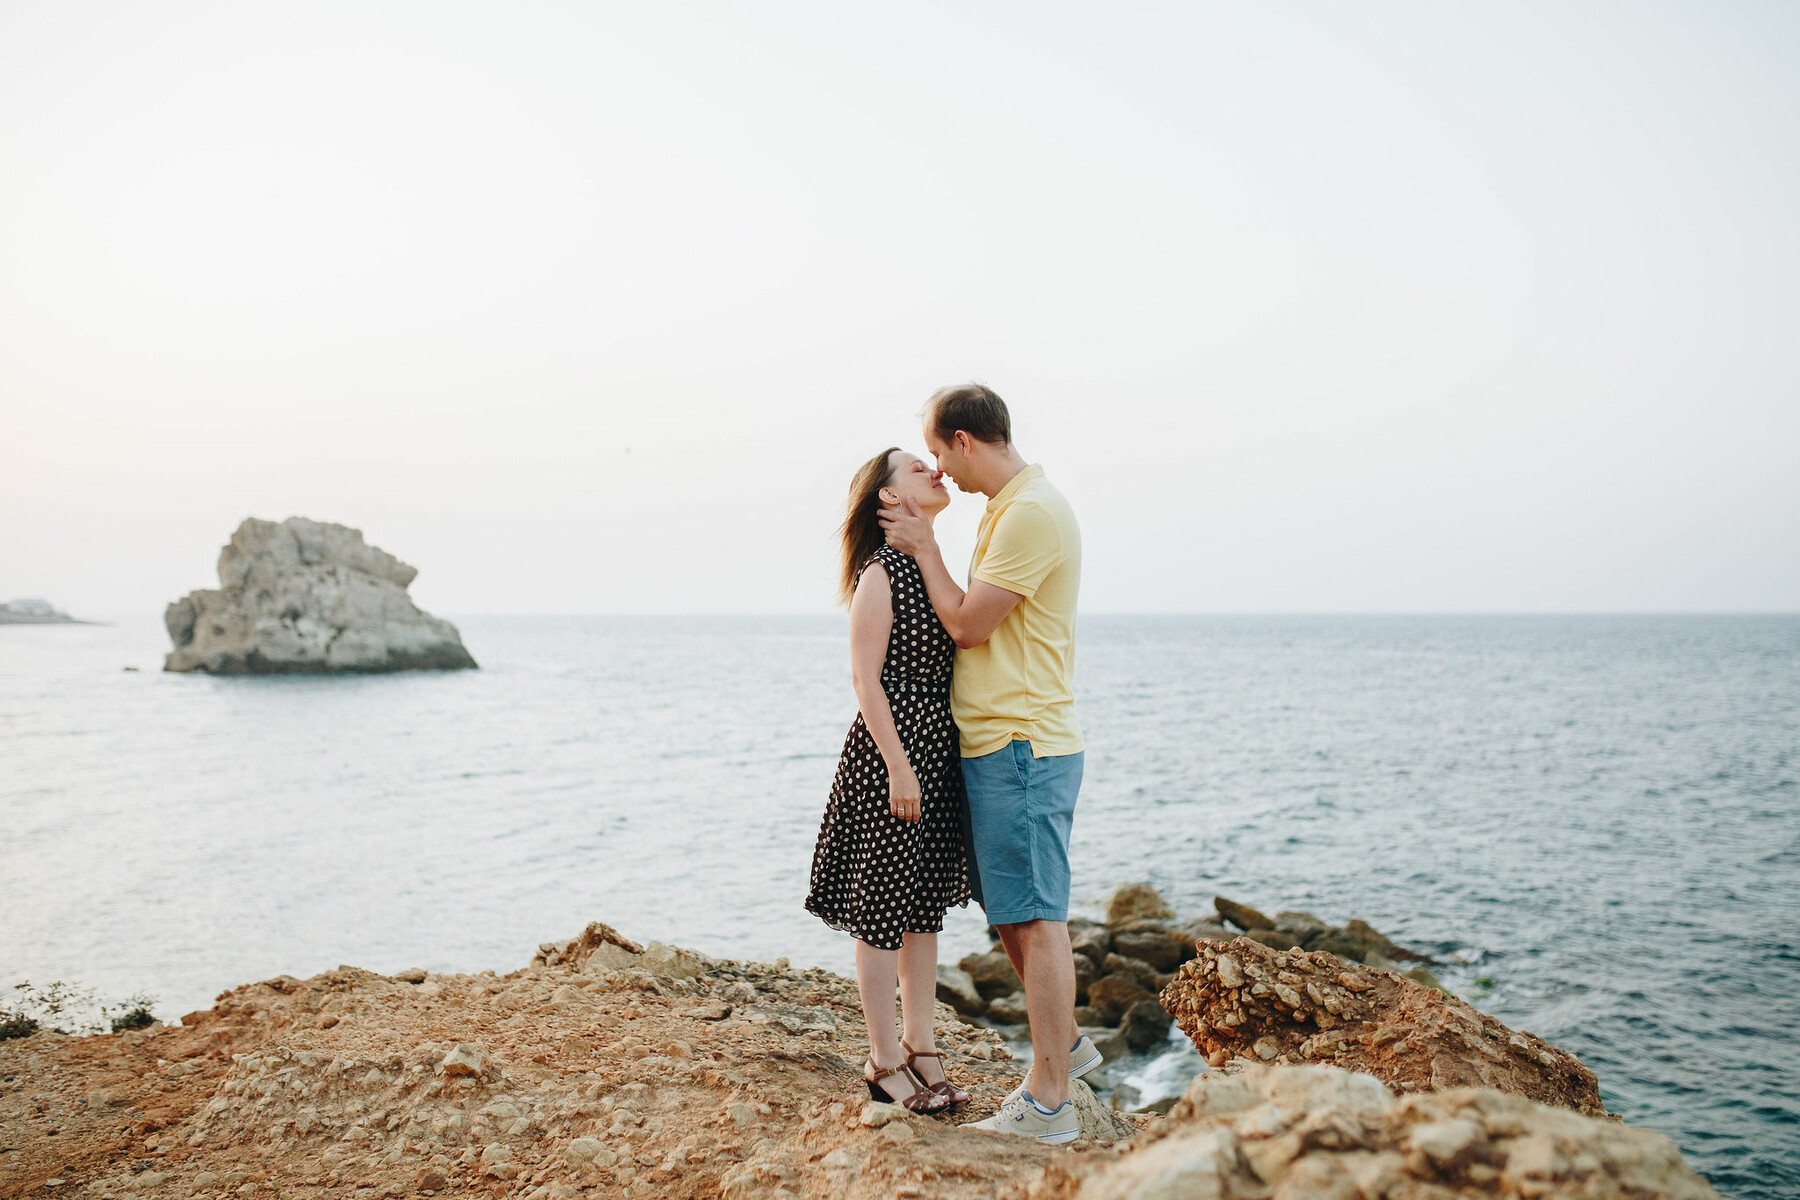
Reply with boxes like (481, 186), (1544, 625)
(955, 430), (972, 455)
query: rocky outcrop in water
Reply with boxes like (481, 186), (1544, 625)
(943, 886), (1449, 1078)
(1160, 936), (1608, 1117)
(163, 517), (476, 674)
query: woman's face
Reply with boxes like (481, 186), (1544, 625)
(880, 451), (950, 515)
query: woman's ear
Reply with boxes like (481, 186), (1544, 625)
(878, 487), (900, 506)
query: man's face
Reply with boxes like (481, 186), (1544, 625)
(924, 426), (980, 493)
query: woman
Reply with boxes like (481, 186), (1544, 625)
(805, 447), (972, 1114)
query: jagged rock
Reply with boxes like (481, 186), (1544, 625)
(1071, 952), (1097, 1003)
(1120, 998), (1173, 1051)
(1159, 938), (1608, 1115)
(1070, 924), (1114, 966)
(638, 941), (710, 979)
(1073, 1061), (1721, 1200)
(1170, 917), (1231, 945)
(1106, 883), (1175, 925)
(1069, 1077), (1137, 1141)
(1212, 895), (1274, 931)
(1101, 954), (1167, 993)
(959, 951), (1022, 1000)
(439, 1043), (485, 1077)
(163, 517), (476, 674)
(1242, 928), (1302, 951)
(986, 992), (1031, 1024)
(1273, 910), (1329, 940)
(535, 921), (643, 972)
(1081, 1026), (1129, 1063)
(935, 965), (987, 1017)
(1086, 974), (1155, 1025)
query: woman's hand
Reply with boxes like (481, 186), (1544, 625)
(888, 761), (923, 822)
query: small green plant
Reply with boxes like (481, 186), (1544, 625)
(0, 1010), (38, 1040)
(3, 981), (159, 1037)
(1474, 975), (1496, 988)
(108, 993), (159, 1032)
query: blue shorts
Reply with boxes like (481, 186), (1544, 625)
(960, 740), (1084, 926)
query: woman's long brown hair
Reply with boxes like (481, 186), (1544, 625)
(838, 447), (901, 606)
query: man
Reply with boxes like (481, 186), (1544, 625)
(879, 382), (1095, 1144)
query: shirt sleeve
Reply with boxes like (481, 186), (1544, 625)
(972, 500), (1063, 598)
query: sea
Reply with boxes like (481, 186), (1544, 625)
(3, 614), (1796, 1197)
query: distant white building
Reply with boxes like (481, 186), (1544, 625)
(4, 598), (59, 615)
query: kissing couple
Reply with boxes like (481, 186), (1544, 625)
(804, 383), (1094, 1143)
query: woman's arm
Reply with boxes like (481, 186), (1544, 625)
(848, 561), (922, 822)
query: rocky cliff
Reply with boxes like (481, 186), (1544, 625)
(1, 922), (1721, 1200)
(163, 518), (475, 675)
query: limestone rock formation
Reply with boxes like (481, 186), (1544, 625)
(1159, 936), (1608, 1116)
(1070, 1060), (1721, 1200)
(0, 926), (1724, 1200)
(163, 517), (476, 674)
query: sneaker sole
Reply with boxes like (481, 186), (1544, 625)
(1037, 1126), (1080, 1145)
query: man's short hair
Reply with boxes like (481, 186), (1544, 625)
(925, 383), (1011, 446)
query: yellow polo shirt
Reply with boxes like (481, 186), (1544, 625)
(952, 465), (1083, 759)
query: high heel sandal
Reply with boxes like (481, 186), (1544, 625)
(865, 1058), (950, 1114)
(901, 1040), (969, 1107)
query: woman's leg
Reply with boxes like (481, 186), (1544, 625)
(855, 939), (903, 1068)
(896, 931), (938, 1053)
(898, 931), (965, 1099)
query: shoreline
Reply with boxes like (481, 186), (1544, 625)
(1, 912), (1724, 1199)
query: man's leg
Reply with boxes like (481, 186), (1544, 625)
(1012, 918), (1075, 1109)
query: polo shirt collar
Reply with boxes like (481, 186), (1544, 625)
(986, 464), (1043, 512)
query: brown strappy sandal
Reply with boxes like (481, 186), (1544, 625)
(865, 1058), (949, 1114)
(901, 1040), (969, 1107)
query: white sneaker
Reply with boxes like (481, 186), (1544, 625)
(1070, 1033), (1103, 1080)
(962, 1091), (1080, 1144)
(1006, 1035), (1105, 1103)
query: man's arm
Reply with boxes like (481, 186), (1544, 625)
(880, 498), (1023, 648)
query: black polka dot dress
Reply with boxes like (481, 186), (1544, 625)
(806, 545), (971, 950)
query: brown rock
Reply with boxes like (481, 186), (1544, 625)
(1213, 895), (1274, 931)
(1100, 953), (1165, 992)
(1070, 924), (1114, 966)
(1072, 953), (1097, 1004)
(1170, 917), (1231, 946)
(985, 992), (1031, 1024)
(1243, 928), (1302, 951)
(1105, 882), (1174, 925)
(958, 951), (1022, 1000)
(1273, 911), (1329, 940)
(415, 1167), (448, 1192)
(1086, 973), (1155, 1025)
(1158, 937), (1609, 1116)
(1111, 928), (1187, 972)
(1119, 998), (1173, 1051)
(935, 965), (987, 1017)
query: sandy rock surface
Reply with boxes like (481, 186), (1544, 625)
(0, 929), (1138, 1200)
(163, 517), (475, 674)
(2, 924), (1719, 1200)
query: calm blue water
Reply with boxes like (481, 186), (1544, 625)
(3, 614), (1796, 1196)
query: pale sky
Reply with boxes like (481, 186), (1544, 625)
(3, 1), (1796, 617)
